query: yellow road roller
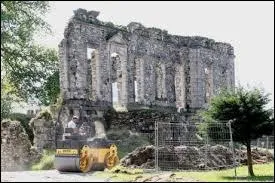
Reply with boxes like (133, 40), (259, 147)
(54, 134), (119, 173)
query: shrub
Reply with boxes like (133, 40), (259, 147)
(107, 128), (151, 159)
(31, 149), (55, 170)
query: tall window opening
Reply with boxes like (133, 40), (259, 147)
(134, 80), (138, 102)
(87, 48), (95, 59)
(112, 82), (118, 104)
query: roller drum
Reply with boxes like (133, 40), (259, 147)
(54, 156), (81, 172)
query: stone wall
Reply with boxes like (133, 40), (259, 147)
(108, 109), (196, 132)
(1, 120), (41, 171)
(59, 8), (235, 118)
(29, 109), (56, 152)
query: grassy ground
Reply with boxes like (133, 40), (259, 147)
(95, 162), (274, 182)
(174, 162), (274, 182)
(31, 150), (55, 170)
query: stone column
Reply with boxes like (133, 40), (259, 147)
(161, 63), (167, 99)
(127, 54), (136, 104)
(175, 59), (186, 109)
(95, 49), (102, 100)
(59, 39), (70, 99)
(121, 48), (128, 107)
(189, 49), (200, 108)
(137, 58), (145, 103)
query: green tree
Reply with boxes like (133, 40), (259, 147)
(1, 88), (12, 120)
(1, 1), (59, 106)
(37, 71), (60, 106)
(199, 87), (274, 176)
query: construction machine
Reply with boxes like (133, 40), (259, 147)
(54, 103), (119, 172)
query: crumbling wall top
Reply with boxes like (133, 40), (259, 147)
(64, 8), (235, 56)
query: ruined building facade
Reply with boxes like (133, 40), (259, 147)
(59, 9), (235, 124)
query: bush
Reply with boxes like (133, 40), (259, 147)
(8, 113), (34, 144)
(106, 128), (130, 140)
(116, 135), (151, 159)
(107, 128), (151, 159)
(31, 149), (55, 170)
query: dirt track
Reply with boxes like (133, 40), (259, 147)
(1, 170), (108, 182)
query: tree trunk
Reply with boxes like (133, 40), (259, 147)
(246, 142), (255, 176)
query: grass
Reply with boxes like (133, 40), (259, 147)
(31, 150), (55, 170)
(174, 162), (274, 182)
(94, 163), (274, 182)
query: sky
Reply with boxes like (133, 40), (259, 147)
(34, 1), (274, 108)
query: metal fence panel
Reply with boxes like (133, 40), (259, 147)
(155, 121), (236, 171)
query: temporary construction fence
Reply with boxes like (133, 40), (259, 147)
(154, 121), (237, 173)
(122, 120), (272, 175)
(251, 135), (274, 149)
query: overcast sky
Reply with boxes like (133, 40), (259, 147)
(35, 1), (274, 108)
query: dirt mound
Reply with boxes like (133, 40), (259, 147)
(235, 148), (274, 165)
(120, 145), (273, 170)
(120, 145), (155, 169)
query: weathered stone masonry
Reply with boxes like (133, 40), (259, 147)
(59, 9), (235, 125)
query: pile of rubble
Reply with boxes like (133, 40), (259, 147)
(120, 145), (273, 170)
(235, 146), (273, 165)
(120, 145), (155, 169)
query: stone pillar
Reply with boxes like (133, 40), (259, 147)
(189, 49), (203, 108)
(120, 47), (128, 107)
(175, 59), (186, 109)
(165, 62), (176, 105)
(96, 48), (103, 101)
(127, 54), (136, 104)
(59, 38), (70, 99)
(205, 63), (214, 103)
(161, 63), (167, 99)
(142, 56), (156, 106)
(137, 58), (145, 103)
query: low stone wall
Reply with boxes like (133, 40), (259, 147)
(1, 119), (41, 171)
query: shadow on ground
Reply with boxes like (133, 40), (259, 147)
(222, 175), (274, 182)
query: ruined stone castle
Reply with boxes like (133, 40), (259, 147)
(58, 9), (235, 125)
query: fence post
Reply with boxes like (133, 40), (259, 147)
(204, 129), (209, 170)
(155, 121), (159, 172)
(266, 136), (269, 149)
(228, 120), (237, 177)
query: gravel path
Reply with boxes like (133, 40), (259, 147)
(1, 170), (107, 182)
